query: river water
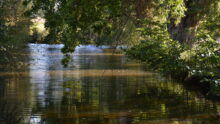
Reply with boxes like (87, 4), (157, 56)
(0, 44), (220, 124)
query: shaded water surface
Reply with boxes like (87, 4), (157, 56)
(0, 44), (220, 124)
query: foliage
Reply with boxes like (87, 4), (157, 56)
(127, 20), (187, 80)
(0, 0), (31, 65)
(26, 0), (189, 49)
(29, 17), (48, 43)
(185, 34), (220, 83)
(125, 1), (220, 96)
(127, 18), (220, 94)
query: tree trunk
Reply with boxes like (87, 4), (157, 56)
(167, 0), (200, 46)
(168, 0), (214, 46)
(168, 14), (199, 46)
(135, 0), (153, 20)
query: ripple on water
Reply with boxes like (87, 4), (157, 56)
(0, 44), (220, 124)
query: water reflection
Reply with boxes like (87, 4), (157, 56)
(0, 44), (220, 124)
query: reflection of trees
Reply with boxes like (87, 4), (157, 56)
(0, 76), (32, 124)
(0, 98), (24, 124)
(29, 44), (64, 110)
(26, 46), (220, 124)
(62, 81), (82, 105)
(41, 75), (220, 124)
(70, 54), (126, 70)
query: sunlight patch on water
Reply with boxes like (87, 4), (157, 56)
(0, 69), (153, 78)
(30, 115), (42, 124)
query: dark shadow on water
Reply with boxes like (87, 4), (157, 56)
(0, 99), (24, 124)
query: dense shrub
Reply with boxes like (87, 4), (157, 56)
(127, 21), (188, 80)
(127, 20), (220, 94)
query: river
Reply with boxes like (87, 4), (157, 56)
(0, 44), (220, 124)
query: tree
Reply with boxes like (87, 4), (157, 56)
(167, 0), (220, 45)
(0, 0), (31, 65)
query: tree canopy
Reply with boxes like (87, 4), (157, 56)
(26, 0), (220, 46)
